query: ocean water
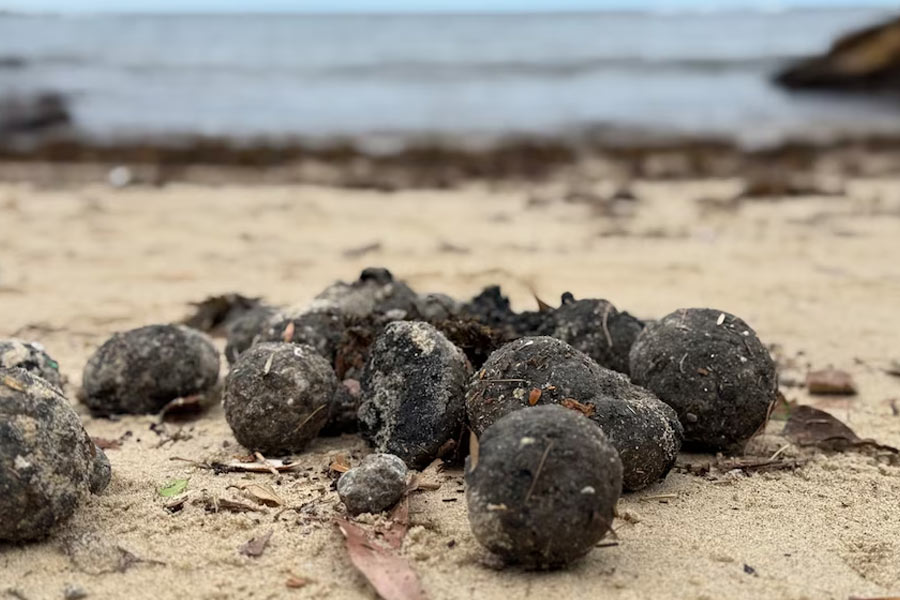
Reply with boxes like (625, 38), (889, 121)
(1, 8), (898, 147)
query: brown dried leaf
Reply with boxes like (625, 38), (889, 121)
(195, 496), (263, 514)
(240, 483), (284, 507)
(783, 405), (899, 458)
(182, 293), (262, 334)
(379, 497), (410, 550)
(329, 453), (351, 474)
(561, 398), (596, 417)
(336, 518), (427, 600)
(806, 368), (857, 395)
(527, 388), (541, 406)
(239, 530), (273, 558)
(92, 437), (121, 450)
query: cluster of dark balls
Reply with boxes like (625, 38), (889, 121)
(3, 267), (778, 567)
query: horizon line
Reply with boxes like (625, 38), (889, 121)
(2, 4), (897, 17)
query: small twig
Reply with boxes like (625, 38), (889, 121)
(639, 493), (678, 502)
(768, 444), (790, 461)
(524, 441), (554, 502)
(292, 404), (327, 435)
(254, 452), (280, 476)
(601, 303), (613, 348)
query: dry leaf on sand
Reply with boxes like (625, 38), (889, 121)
(783, 405), (899, 457)
(239, 530), (273, 558)
(336, 518), (427, 600)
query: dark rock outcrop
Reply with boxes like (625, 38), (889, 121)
(775, 16), (900, 93)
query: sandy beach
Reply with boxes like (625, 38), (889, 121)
(2, 172), (900, 599)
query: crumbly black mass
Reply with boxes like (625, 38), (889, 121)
(257, 306), (349, 365)
(337, 453), (409, 515)
(538, 296), (645, 374)
(81, 324), (220, 416)
(467, 336), (682, 491)
(629, 308), (777, 452)
(466, 405), (622, 569)
(314, 267), (420, 320)
(0, 368), (103, 541)
(224, 304), (279, 365)
(223, 343), (337, 455)
(358, 321), (469, 468)
(460, 285), (548, 337)
(0, 339), (63, 389)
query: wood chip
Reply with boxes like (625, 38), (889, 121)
(335, 518), (427, 600)
(92, 437), (121, 450)
(285, 575), (312, 589)
(239, 530), (273, 558)
(282, 321), (295, 343)
(560, 397), (595, 417)
(468, 430), (479, 471)
(806, 368), (857, 395)
(527, 388), (541, 406)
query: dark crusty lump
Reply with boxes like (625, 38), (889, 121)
(466, 405), (622, 569)
(358, 321), (469, 468)
(467, 336), (682, 491)
(223, 342), (337, 454)
(538, 295), (644, 374)
(81, 324), (220, 416)
(629, 307), (777, 452)
(1, 368), (108, 541)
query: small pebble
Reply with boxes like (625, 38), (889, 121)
(223, 343), (337, 454)
(0, 338), (62, 388)
(81, 324), (220, 416)
(0, 368), (101, 541)
(358, 321), (469, 468)
(337, 453), (409, 515)
(466, 405), (622, 569)
(629, 308), (777, 452)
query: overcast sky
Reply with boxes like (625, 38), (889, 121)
(2, 0), (897, 14)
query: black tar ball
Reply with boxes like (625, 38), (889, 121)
(629, 308), (777, 452)
(223, 343), (337, 455)
(466, 405), (622, 569)
(539, 296), (644, 374)
(1, 368), (106, 541)
(224, 305), (279, 365)
(81, 324), (220, 416)
(358, 321), (469, 468)
(467, 336), (682, 491)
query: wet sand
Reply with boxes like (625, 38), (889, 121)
(1, 173), (899, 599)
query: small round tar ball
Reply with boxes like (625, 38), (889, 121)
(466, 405), (622, 569)
(0, 339), (63, 389)
(358, 321), (469, 468)
(629, 308), (777, 452)
(466, 337), (603, 436)
(223, 342), (337, 455)
(337, 453), (409, 515)
(539, 296), (644, 374)
(0, 368), (98, 541)
(81, 324), (220, 416)
(224, 305), (279, 365)
(467, 336), (682, 491)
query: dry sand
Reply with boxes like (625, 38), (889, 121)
(1, 174), (900, 600)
